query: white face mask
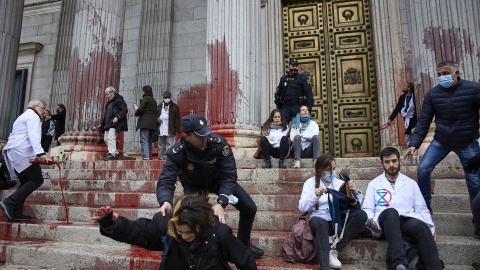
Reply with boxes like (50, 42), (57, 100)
(164, 98), (171, 103)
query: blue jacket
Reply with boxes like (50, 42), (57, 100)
(409, 78), (480, 149)
(156, 133), (237, 206)
(275, 73), (314, 110)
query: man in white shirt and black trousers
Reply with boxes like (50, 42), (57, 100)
(362, 147), (442, 270)
(0, 100), (48, 222)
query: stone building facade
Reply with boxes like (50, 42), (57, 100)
(1, 0), (480, 159)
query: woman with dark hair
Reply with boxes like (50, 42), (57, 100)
(298, 154), (367, 269)
(290, 105), (321, 168)
(41, 110), (55, 153)
(258, 109), (290, 168)
(91, 195), (257, 270)
(46, 104), (66, 146)
(134, 85), (158, 160)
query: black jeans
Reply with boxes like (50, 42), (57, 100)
(3, 164), (44, 216)
(260, 136), (289, 160)
(378, 208), (442, 269)
(41, 135), (53, 153)
(473, 192), (480, 234)
(309, 210), (367, 269)
(183, 183), (257, 246)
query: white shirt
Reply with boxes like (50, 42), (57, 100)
(290, 121), (319, 150)
(159, 103), (170, 136)
(362, 172), (435, 237)
(2, 109), (44, 176)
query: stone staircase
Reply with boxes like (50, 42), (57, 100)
(0, 154), (478, 269)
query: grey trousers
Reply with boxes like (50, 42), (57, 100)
(158, 135), (175, 160)
(292, 135), (321, 160)
(140, 129), (154, 159)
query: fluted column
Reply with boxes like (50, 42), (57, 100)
(0, 0), (24, 143)
(53, 0), (126, 161)
(206, 0), (261, 147)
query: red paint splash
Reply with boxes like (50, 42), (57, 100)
(423, 26), (474, 66)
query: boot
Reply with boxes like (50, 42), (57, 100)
(263, 159), (272, 168)
(279, 159), (286, 169)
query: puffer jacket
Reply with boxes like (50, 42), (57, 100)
(409, 78), (480, 149)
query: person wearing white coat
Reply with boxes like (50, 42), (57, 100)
(0, 100), (48, 222)
(299, 154), (367, 269)
(290, 105), (321, 168)
(259, 109), (290, 169)
(362, 147), (442, 270)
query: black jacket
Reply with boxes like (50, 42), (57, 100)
(275, 73), (314, 110)
(156, 133), (237, 206)
(410, 78), (480, 149)
(100, 94), (128, 133)
(388, 93), (417, 135)
(99, 213), (257, 270)
(50, 109), (66, 139)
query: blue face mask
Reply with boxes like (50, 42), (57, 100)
(439, 74), (455, 88)
(322, 171), (335, 183)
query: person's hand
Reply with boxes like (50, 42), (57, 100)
(404, 146), (416, 161)
(433, 230), (437, 242)
(370, 219), (383, 234)
(46, 132), (51, 137)
(113, 117), (118, 124)
(157, 118), (163, 124)
(212, 204), (226, 223)
(464, 153), (480, 173)
(90, 206), (119, 221)
(158, 202), (172, 216)
(348, 181), (358, 193)
(37, 156), (48, 164)
(268, 136), (274, 142)
(314, 187), (328, 196)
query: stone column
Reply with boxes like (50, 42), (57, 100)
(52, 0), (126, 161)
(0, 0), (24, 143)
(370, 0), (406, 151)
(206, 0), (262, 149)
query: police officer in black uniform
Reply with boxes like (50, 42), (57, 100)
(156, 114), (264, 258)
(275, 58), (314, 123)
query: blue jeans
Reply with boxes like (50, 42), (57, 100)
(418, 139), (480, 208)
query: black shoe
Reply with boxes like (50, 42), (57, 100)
(279, 160), (286, 169)
(103, 154), (116, 161)
(115, 154), (120, 160)
(427, 204), (433, 215)
(13, 214), (31, 221)
(473, 262), (480, 270)
(263, 160), (272, 169)
(475, 229), (480, 240)
(248, 244), (264, 258)
(0, 201), (14, 221)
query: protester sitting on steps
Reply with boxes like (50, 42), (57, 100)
(91, 194), (257, 270)
(363, 147), (442, 270)
(257, 109), (290, 169)
(290, 105), (320, 168)
(298, 154), (367, 269)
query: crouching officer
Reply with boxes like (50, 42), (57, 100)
(156, 114), (264, 258)
(274, 58), (314, 123)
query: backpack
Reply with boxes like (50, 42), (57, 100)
(283, 213), (317, 263)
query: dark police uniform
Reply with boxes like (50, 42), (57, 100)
(275, 59), (314, 123)
(156, 115), (259, 254)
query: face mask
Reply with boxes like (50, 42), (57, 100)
(164, 98), (171, 104)
(439, 74), (455, 88)
(290, 68), (298, 75)
(322, 171), (335, 183)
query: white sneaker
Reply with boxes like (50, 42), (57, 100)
(329, 249), (342, 269)
(293, 160), (301, 168)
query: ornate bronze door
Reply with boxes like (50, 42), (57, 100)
(283, 0), (380, 157)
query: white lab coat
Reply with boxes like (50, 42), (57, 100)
(290, 121), (319, 150)
(2, 109), (44, 179)
(299, 176), (363, 221)
(362, 172), (435, 237)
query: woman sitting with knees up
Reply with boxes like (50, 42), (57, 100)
(298, 154), (367, 270)
(290, 105), (320, 168)
(258, 109), (290, 169)
(91, 194), (257, 270)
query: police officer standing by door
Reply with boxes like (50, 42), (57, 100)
(156, 115), (264, 258)
(275, 58), (314, 123)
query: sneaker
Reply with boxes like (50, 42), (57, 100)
(247, 244), (264, 258)
(293, 160), (301, 169)
(329, 249), (342, 268)
(103, 154), (116, 161)
(0, 201), (14, 221)
(263, 160), (272, 169)
(395, 265), (407, 270)
(13, 214), (31, 221)
(278, 160), (286, 169)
